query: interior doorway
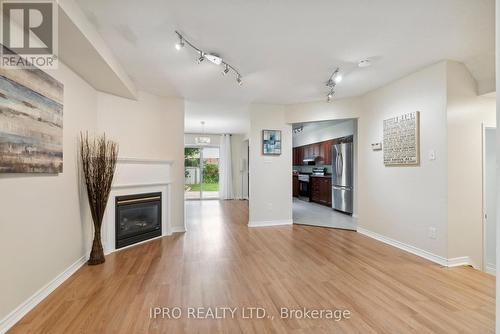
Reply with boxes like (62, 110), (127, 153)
(291, 119), (358, 231)
(483, 126), (496, 275)
(185, 146), (220, 200)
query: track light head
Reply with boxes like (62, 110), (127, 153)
(327, 90), (334, 103)
(334, 74), (343, 84)
(175, 37), (184, 50)
(222, 64), (229, 76)
(236, 75), (243, 86)
(197, 52), (205, 64)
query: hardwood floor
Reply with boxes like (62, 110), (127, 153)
(10, 200), (495, 333)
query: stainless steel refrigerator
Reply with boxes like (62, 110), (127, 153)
(331, 142), (353, 214)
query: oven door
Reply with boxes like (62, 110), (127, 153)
(299, 181), (309, 197)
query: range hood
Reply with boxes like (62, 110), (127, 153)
(303, 157), (316, 165)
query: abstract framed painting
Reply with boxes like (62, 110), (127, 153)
(262, 129), (281, 155)
(0, 46), (64, 173)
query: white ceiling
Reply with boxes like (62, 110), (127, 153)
(75, 0), (495, 131)
(184, 101), (249, 134)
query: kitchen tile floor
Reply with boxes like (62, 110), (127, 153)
(293, 198), (357, 230)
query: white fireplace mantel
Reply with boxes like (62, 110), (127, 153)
(102, 157), (173, 254)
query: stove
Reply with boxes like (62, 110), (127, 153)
(298, 174), (310, 182)
(298, 174), (310, 197)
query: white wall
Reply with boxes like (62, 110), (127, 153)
(359, 62), (449, 258)
(292, 119), (356, 148)
(495, 1), (499, 330)
(446, 61), (496, 268)
(485, 128), (496, 273)
(231, 134), (245, 199)
(286, 97), (362, 124)
(97, 91), (185, 231)
(0, 62), (97, 321)
(249, 104), (292, 225)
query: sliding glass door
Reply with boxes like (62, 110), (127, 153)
(185, 147), (202, 200)
(184, 146), (220, 200)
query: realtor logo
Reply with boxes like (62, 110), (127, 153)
(0, 0), (58, 69)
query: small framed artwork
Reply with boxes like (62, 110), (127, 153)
(262, 129), (281, 155)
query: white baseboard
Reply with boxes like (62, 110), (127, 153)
(486, 264), (496, 276)
(248, 219), (293, 227)
(0, 256), (86, 334)
(357, 227), (472, 268)
(171, 225), (186, 233)
(447, 256), (471, 267)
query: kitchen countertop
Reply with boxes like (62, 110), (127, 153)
(292, 173), (331, 178)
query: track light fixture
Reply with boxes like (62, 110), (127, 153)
(293, 126), (304, 134)
(325, 67), (341, 102)
(174, 31), (243, 86)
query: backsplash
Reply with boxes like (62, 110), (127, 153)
(293, 165), (332, 174)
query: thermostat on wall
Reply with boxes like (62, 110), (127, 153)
(371, 142), (382, 151)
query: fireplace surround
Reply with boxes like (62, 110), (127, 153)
(115, 192), (162, 249)
(101, 158), (177, 255)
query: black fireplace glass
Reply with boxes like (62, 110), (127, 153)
(115, 192), (162, 249)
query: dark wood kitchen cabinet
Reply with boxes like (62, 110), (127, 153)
(293, 174), (299, 197)
(303, 145), (312, 160)
(317, 141), (327, 165)
(310, 176), (331, 206)
(312, 143), (320, 158)
(323, 139), (334, 165)
(292, 147), (304, 165)
(293, 139), (336, 166)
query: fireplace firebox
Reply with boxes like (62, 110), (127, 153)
(115, 192), (162, 249)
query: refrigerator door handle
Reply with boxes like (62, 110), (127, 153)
(336, 152), (341, 177)
(339, 152), (343, 177)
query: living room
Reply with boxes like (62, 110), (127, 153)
(0, 1), (499, 333)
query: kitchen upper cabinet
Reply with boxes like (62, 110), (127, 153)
(292, 147), (304, 165)
(303, 145), (312, 159)
(324, 140), (334, 165)
(295, 146), (304, 165)
(294, 138), (337, 166)
(312, 143), (320, 158)
(317, 142), (327, 165)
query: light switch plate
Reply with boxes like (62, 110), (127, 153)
(371, 142), (382, 151)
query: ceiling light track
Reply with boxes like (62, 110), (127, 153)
(325, 67), (342, 102)
(174, 31), (243, 86)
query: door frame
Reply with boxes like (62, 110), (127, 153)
(482, 124), (496, 273)
(185, 144), (220, 200)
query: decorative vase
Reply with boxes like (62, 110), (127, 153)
(88, 229), (105, 265)
(80, 132), (118, 266)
